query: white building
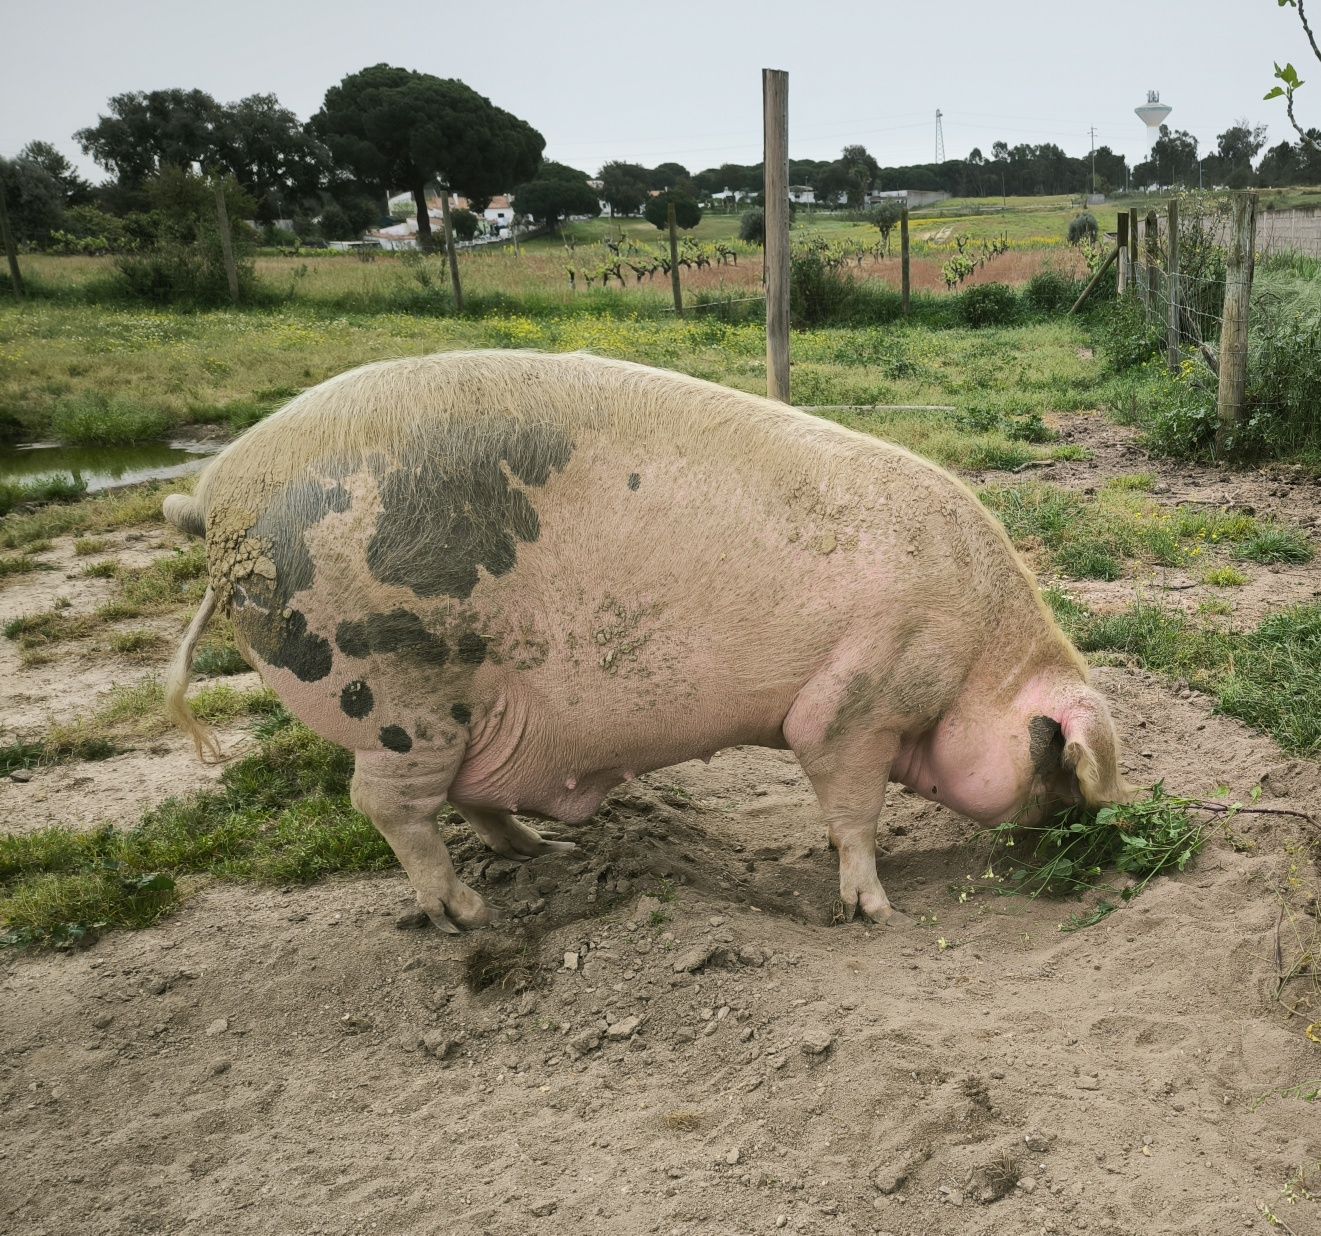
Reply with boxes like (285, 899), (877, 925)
(484, 195), (515, 237)
(788, 185), (816, 205)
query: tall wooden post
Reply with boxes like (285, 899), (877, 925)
(667, 199), (683, 318)
(900, 204), (911, 316)
(1144, 209), (1160, 316)
(439, 186), (464, 313)
(1116, 212), (1130, 295)
(213, 179), (240, 305)
(1165, 198), (1181, 372)
(1127, 207), (1139, 294)
(763, 68), (790, 403)
(1215, 191), (1257, 452)
(0, 181), (23, 301)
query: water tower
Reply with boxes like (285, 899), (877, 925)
(1135, 90), (1172, 150)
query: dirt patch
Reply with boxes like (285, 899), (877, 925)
(1, 669), (1317, 1236)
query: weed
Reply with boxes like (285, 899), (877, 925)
(110, 629), (163, 656)
(0, 474), (88, 517)
(80, 560), (118, 579)
(1235, 526), (1314, 565)
(0, 555), (47, 579)
(1202, 566), (1247, 587)
(979, 783), (1205, 929)
(73, 537), (109, 556)
(193, 641), (250, 676)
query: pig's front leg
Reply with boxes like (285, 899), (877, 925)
(783, 692), (911, 927)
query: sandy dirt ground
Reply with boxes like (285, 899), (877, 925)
(1, 415), (1318, 1236)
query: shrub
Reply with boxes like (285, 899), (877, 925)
(1068, 213), (1098, 245)
(48, 395), (171, 446)
(739, 208), (765, 245)
(789, 243), (857, 327)
(644, 192), (701, 231)
(449, 208), (481, 241)
(1023, 269), (1082, 316)
(959, 283), (1020, 328)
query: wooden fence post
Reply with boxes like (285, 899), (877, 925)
(439, 187), (464, 313)
(213, 179), (240, 305)
(0, 180), (23, 301)
(1127, 207), (1139, 298)
(1144, 209), (1160, 317)
(763, 68), (790, 403)
(1116, 211), (1130, 295)
(667, 199), (683, 318)
(1215, 191), (1257, 452)
(1166, 198), (1180, 372)
(900, 204), (911, 316)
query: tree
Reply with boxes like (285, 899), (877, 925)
(450, 208), (480, 241)
(76, 89), (226, 185)
(648, 162), (690, 190)
(643, 190), (701, 231)
(212, 94), (329, 223)
(18, 141), (92, 205)
(840, 144), (881, 206)
(739, 208), (765, 245)
(813, 161), (852, 207)
(865, 198), (904, 254)
(598, 160), (649, 215)
(1205, 119), (1269, 187)
(511, 161), (599, 231)
(0, 156), (66, 244)
(313, 63), (543, 305)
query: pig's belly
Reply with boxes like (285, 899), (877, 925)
(447, 688), (793, 822)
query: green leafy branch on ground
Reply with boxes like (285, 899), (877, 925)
(977, 783), (1207, 930)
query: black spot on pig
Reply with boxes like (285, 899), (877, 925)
(379, 725), (413, 753)
(628, 472), (641, 491)
(250, 478), (352, 611)
(366, 423), (573, 599)
(1028, 715), (1065, 775)
(340, 680), (374, 718)
(236, 606), (332, 683)
(450, 702), (472, 725)
(335, 610), (449, 667)
(457, 631), (488, 666)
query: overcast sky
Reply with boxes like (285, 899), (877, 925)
(1, 0), (1305, 180)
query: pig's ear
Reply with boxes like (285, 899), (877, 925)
(1060, 692), (1140, 808)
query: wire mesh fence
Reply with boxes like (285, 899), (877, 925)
(1118, 191), (1320, 458)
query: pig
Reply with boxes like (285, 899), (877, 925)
(164, 350), (1135, 932)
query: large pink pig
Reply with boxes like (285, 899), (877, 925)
(165, 351), (1134, 931)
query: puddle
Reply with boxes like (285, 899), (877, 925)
(0, 441), (222, 494)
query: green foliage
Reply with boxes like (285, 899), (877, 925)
(0, 717), (391, 948)
(0, 474), (88, 517)
(1060, 600), (1321, 756)
(597, 161), (650, 217)
(312, 65), (543, 248)
(979, 783), (1204, 929)
(789, 241), (858, 327)
(0, 155), (66, 245)
(1023, 269), (1082, 316)
(47, 394), (171, 445)
(1067, 213), (1098, 245)
(959, 282), (1020, 328)
(449, 208), (480, 242)
(738, 208), (765, 245)
(643, 191), (702, 231)
(512, 162), (600, 231)
(1235, 525), (1315, 564)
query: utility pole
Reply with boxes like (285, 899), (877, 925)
(935, 109), (946, 164)
(1088, 125), (1097, 196)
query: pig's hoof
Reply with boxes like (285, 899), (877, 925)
(420, 882), (493, 933)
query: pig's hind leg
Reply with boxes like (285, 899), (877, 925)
(351, 751), (493, 933)
(457, 808), (577, 861)
(783, 689), (912, 927)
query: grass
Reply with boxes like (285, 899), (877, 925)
(1053, 598), (1321, 756)
(978, 783), (1205, 930)
(0, 680), (278, 776)
(0, 714), (387, 948)
(3, 544), (207, 648)
(1202, 566), (1248, 587)
(0, 481), (175, 550)
(0, 473), (87, 517)
(980, 480), (1307, 580)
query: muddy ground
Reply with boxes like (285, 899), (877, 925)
(1, 414), (1319, 1236)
